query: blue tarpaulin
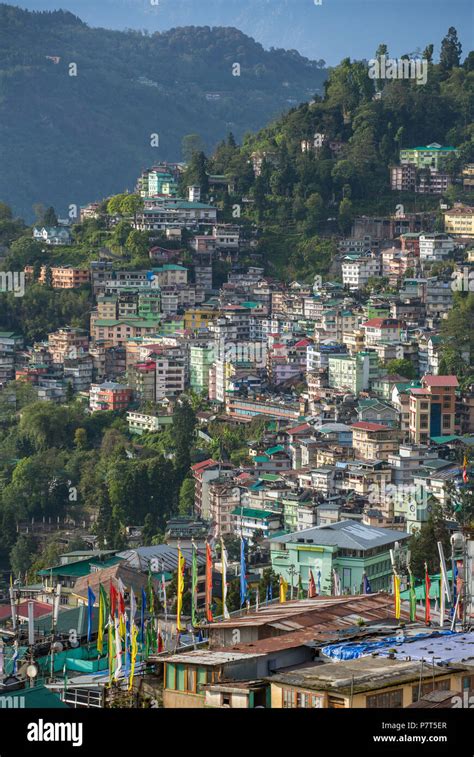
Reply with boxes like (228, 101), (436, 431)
(321, 631), (455, 661)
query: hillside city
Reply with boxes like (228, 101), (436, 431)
(0, 20), (473, 724)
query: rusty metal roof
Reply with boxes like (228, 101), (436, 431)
(207, 594), (407, 632)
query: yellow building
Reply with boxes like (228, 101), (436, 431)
(444, 204), (474, 237)
(270, 656), (464, 709)
(184, 307), (216, 333)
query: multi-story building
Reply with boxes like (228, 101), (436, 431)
(32, 226), (71, 245)
(419, 233), (456, 263)
(327, 351), (379, 394)
(444, 204), (474, 238)
(127, 361), (156, 402)
(342, 255), (381, 290)
(0, 331), (23, 384)
(390, 164), (416, 191)
(63, 354), (94, 393)
(192, 459), (235, 520)
(47, 328), (89, 364)
(24, 265), (90, 289)
(271, 520), (409, 595)
(92, 319), (161, 347)
(351, 421), (402, 461)
(409, 375), (458, 444)
(208, 479), (241, 536)
(151, 264), (188, 287)
(155, 350), (186, 399)
(400, 143), (458, 171)
(135, 198), (217, 231)
(225, 397), (301, 423)
(362, 318), (402, 346)
(189, 343), (215, 394)
(89, 382), (132, 412)
(127, 411), (174, 435)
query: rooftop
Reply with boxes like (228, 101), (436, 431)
(271, 519), (409, 550)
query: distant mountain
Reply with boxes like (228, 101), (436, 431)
(15, 0), (474, 64)
(0, 4), (326, 219)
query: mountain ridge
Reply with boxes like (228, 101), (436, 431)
(0, 3), (326, 219)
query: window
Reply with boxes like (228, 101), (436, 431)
(165, 663), (176, 690)
(186, 667), (196, 693)
(283, 689), (295, 708)
(366, 689), (403, 708)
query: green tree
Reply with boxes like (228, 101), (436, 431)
(178, 478), (195, 516)
(440, 27), (462, 71)
(42, 206), (58, 226)
(408, 505), (451, 579)
(182, 134), (205, 163)
(10, 534), (37, 576)
(383, 358), (416, 380)
(338, 197), (353, 234)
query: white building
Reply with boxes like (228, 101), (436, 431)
(419, 233), (456, 263)
(342, 255), (381, 290)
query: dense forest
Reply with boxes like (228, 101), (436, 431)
(0, 3), (326, 219)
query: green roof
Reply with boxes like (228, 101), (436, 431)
(232, 508), (279, 521)
(254, 455), (270, 463)
(1, 685), (69, 709)
(408, 145), (457, 152)
(258, 474), (282, 482)
(430, 435), (461, 444)
(265, 445), (285, 456)
(37, 555), (122, 578)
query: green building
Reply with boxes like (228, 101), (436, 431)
(190, 343), (215, 393)
(270, 520), (409, 595)
(138, 291), (161, 320)
(399, 143), (458, 171)
(328, 351), (379, 394)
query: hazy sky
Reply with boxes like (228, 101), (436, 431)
(16, 0), (474, 65)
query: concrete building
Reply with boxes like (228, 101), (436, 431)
(89, 382), (132, 412)
(270, 520), (409, 595)
(409, 375), (458, 444)
(351, 421), (402, 461)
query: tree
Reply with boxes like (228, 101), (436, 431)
(338, 197), (353, 234)
(445, 480), (474, 529)
(408, 504), (451, 579)
(440, 27), (462, 71)
(383, 358), (416, 380)
(304, 192), (325, 235)
(178, 478), (195, 516)
(423, 44), (434, 64)
(10, 534), (37, 576)
(74, 428), (88, 450)
(172, 400), (197, 480)
(42, 206), (58, 226)
(142, 513), (158, 546)
(182, 134), (205, 163)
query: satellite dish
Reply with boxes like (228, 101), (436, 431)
(51, 641), (64, 653)
(26, 664), (38, 679)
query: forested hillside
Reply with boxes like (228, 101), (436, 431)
(179, 34), (474, 280)
(0, 4), (326, 219)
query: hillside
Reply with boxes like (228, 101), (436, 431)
(179, 37), (474, 281)
(17, 0), (473, 64)
(0, 4), (326, 219)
